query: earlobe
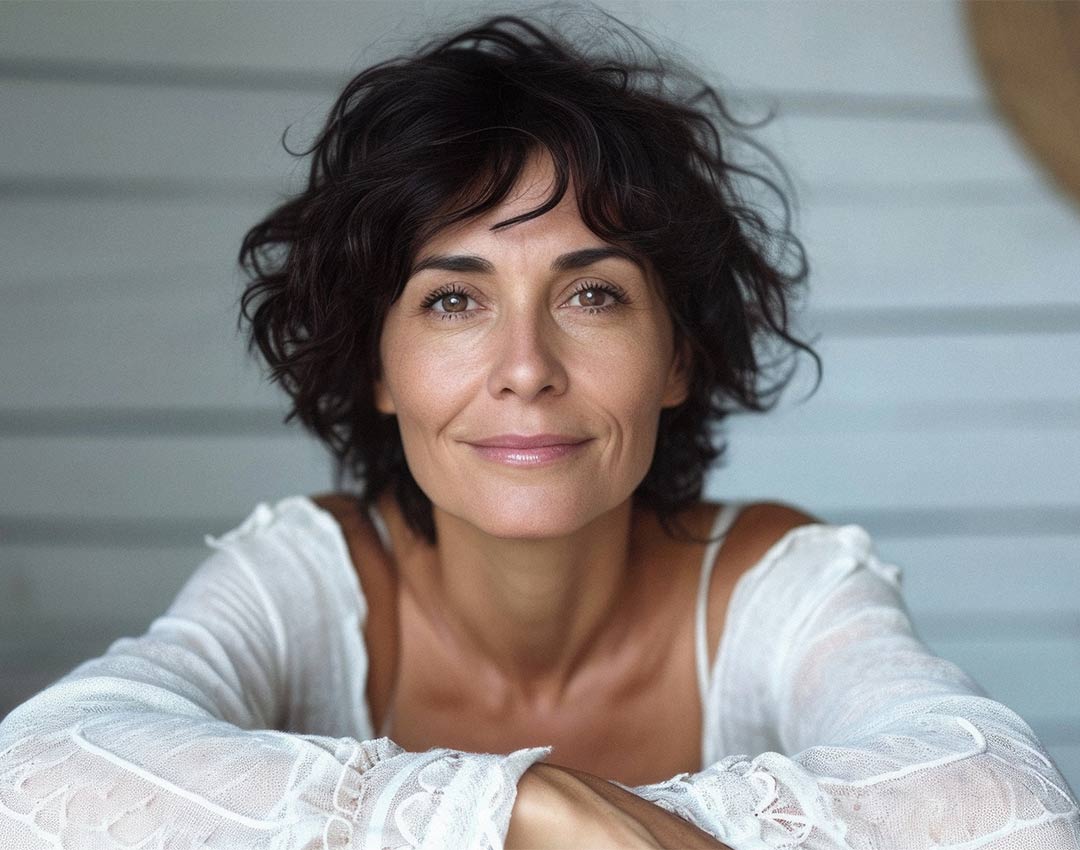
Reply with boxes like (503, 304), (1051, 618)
(373, 378), (396, 415)
(662, 337), (693, 408)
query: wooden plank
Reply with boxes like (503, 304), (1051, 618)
(878, 536), (1080, 618)
(785, 333), (1080, 409)
(710, 424), (1080, 513)
(748, 112), (1034, 193)
(1, 668), (79, 720)
(0, 80), (322, 188)
(4, 297), (1079, 412)
(2, 198), (1079, 411)
(0, 198), (268, 289)
(0, 435), (334, 522)
(0, 78), (1026, 190)
(1, 427), (1078, 522)
(800, 199), (1080, 310)
(922, 634), (1080, 734)
(5, 196), (1078, 310)
(0, 313), (1072, 412)
(0, 266), (279, 409)
(0, 544), (210, 630)
(3, 534), (1078, 634)
(0, 1), (984, 99)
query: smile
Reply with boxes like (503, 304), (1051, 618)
(465, 439), (592, 467)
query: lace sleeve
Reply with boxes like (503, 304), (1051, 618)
(618, 524), (1080, 849)
(0, 542), (550, 850)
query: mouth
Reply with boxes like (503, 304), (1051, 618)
(465, 433), (590, 449)
(464, 437), (593, 467)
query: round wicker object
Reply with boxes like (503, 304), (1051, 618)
(965, 0), (1080, 209)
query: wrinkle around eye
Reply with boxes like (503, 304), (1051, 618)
(416, 280), (631, 322)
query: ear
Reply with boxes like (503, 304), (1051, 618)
(373, 375), (396, 416)
(660, 335), (693, 409)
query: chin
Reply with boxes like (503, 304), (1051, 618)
(443, 486), (624, 540)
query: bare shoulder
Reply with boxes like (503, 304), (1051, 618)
(309, 491), (399, 727)
(309, 491), (364, 528)
(307, 490), (397, 593)
(725, 500), (822, 563)
(702, 500), (822, 669)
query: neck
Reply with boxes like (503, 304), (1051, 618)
(386, 493), (642, 711)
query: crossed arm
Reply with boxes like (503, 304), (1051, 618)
(0, 505), (733, 850)
(513, 521), (1080, 850)
(506, 761), (734, 850)
(2, 501), (1076, 849)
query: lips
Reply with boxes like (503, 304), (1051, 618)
(466, 439), (591, 467)
(466, 433), (589, 449)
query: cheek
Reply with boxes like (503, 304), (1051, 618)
(382, 313), (672, 417)
(384, 330), (478, 419)
(597, 327), (673, 402)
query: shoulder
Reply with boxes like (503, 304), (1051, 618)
(726, 500), (823, 558)
(309, 491), (386, 557)
(309, 492), (400, 725)
(680, 499), (820, 564)
(717, 499), (823, 585)
(702, 500), (822, 666)
(308, 491), (398, 598)
(309, 491), (366, 531)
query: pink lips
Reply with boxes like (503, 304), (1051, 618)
(464, 434), (592, 467)
(467, 433), (588, 448)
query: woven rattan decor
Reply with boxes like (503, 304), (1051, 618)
(966, 0), (1080, 210)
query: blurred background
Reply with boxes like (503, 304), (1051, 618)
(1, 0), (1078, 787)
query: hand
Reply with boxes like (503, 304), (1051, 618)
(506, 762), (733, 850)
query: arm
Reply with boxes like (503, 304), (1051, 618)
(616, 524), (1080, 849)
(0, 532), (550, 850)
(506, 762), (734, 850)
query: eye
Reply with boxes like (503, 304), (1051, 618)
(418, 279), (630, 322)
(419, 285), (476, 321)
(565, 281), (629, 314)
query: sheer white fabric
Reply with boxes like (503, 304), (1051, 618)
(0, 498), (550, 849)
(1, 496), (1076, 849)
(622, 523), (1080, 848)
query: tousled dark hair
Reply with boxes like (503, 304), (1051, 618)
(237, 4), (822, 546)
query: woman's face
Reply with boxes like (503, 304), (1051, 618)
(374, 152), (691, 539)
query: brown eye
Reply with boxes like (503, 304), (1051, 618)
(567, 281), (626, 313)
(420, 284), (476, 320)
(439, 293), (468, 313)
(578, 287), (609, 308)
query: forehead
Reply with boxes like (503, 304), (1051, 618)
(418, 151), (594, 254)
(407, 150), (667, 303)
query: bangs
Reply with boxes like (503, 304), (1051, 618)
(401, 132), (655, 290)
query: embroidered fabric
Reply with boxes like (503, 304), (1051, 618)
(0, 499), (550, 850)
(620, 524), (1080, 848)
(0, 497), (1077, 849)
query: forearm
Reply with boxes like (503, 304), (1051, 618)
(507, 762), (734, 850)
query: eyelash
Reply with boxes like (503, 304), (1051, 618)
(419, 281), (630, 322)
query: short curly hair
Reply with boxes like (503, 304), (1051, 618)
(237, 5), (821, 546)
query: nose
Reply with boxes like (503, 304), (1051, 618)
(485, 307), (569, 402)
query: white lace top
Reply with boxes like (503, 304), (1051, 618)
(1, 495), (1077, 849)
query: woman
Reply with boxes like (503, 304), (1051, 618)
(1, 9), (1077, 850)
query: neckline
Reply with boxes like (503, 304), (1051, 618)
(291, 494), (820, 766)
(693, 501), (745, 721)
(364, 497), (742, 715)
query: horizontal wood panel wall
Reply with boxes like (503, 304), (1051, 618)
(1, 0), (1077, 788)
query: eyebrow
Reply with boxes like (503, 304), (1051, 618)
(409, 246), (646, 277)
